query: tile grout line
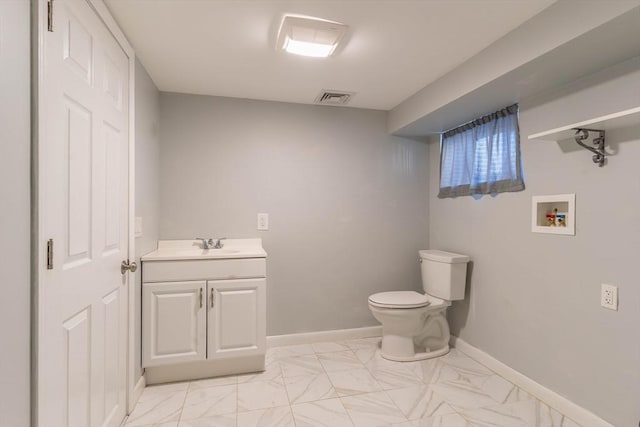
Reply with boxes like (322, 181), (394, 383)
(274, 351), (297, 426)
(333, 340), (405, 426)
(236, 349), (298, 425)
(176, 383), (191, 425)
(235, 372), (239, 427)
(355, 340), (413, 423)
(358, 342), (447, 424)
(279, 342), (367, 425)
(315, 344), (359, 427)
(429, 355), (547, 422)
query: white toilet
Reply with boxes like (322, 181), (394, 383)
(368, 249), (469, 362)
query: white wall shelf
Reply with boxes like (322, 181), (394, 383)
(531, 194), (575, 236)
(527, 107), (640, 141)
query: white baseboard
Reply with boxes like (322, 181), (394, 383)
(122, 374), (146, 425)
(267, 326), (382, 348)
(450, 336), (614, 427)
(132, 374), (146, 408)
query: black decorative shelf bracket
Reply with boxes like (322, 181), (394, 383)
(573, 128), (606, 167)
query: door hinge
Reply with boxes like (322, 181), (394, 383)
(46, 239), (54, 270)
(47, 0), (54, 32)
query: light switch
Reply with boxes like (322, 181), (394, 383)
(257, 213), (269, 231)
(135, 217), (143, 237)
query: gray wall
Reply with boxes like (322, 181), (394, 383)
(430, 59), (640, 427)
(0, 1), (31, 426)
(135, 59), (161, 379)
(159, 93), (429, 335)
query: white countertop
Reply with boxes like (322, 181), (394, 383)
(141, 239), (267, 261)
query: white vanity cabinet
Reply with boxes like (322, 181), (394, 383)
(143, 281), (207, 367)
(208, 278), (266, 360)
(141, 239), (267, 384)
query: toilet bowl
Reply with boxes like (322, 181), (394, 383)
(368, 250), (469, 362)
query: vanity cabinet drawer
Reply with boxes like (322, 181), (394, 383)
(143, 258), (266, 283)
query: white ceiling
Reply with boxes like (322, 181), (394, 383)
(105, 0), (555, 110)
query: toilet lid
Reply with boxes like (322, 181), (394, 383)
(368, 291), (430, 308)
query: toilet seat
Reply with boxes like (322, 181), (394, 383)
(368, 291), (430, 309)
(368, 291), (448, 310)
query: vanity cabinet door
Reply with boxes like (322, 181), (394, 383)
(207, 279), (266, 359)
(143, 281), (207, 367)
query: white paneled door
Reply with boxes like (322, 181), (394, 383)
(38, 0), (130, 426)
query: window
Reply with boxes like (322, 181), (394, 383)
(438, 104), (524, 198)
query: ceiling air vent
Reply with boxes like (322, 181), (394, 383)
(315, 90), (354, 105)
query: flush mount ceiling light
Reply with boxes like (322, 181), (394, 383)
(276, 14), (348, 58)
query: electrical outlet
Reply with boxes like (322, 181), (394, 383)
(601, 284), (618, 311)
(257, 213), (269, 231)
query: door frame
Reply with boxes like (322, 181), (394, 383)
(32, 0), (139, 423)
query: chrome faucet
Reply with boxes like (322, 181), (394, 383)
(195, 237), (227, 249)
(195, 238), (214, 249)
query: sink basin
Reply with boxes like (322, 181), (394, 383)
(206, 249), (240, 254)
(142, 239), (267, 261)
(157, 248), (240, 256)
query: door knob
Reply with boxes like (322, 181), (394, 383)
(121, 260), (137, 274)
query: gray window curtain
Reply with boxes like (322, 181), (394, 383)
(438, 104), (524, 198)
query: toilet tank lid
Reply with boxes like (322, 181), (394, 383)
(419, 250), (469, 264)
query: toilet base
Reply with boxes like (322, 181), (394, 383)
(378, 308), (450, 362)
(380, 341), (450, 362)
(373, 308), (452, 362)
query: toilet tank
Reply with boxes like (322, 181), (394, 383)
(419, 250), (469, 301)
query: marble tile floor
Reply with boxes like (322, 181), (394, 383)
(124, 338), (581, 427)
